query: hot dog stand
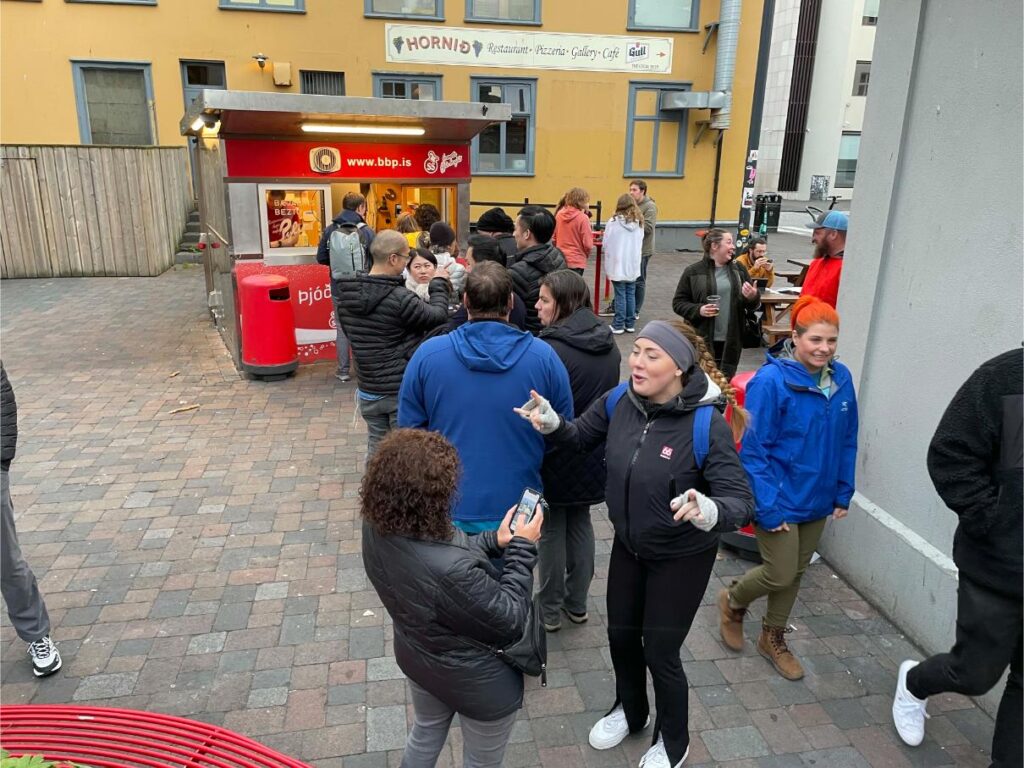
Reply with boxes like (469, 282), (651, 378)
(180, 91), (509, 369)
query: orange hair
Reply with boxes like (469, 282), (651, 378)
(790, 295), (840, 333)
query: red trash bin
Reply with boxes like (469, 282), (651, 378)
(239, 274), (298, 380)
(722, 370), (761, 561)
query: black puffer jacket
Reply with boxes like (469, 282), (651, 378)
(362, 525), (537, 721)
(495, 233), (519, 265)
(927, 349), (1023, 599)
(509, 243), (567, 335)
(539, 308), (621, 505)
(1, 362), (16, 470)
(550, 368), (754, 559)
(335, 274), (449, 396)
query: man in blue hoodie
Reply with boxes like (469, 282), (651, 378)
(399, 262), (573, 532)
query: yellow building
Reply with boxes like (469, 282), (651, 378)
(0, 0), (764, 234)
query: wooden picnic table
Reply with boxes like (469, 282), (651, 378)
(759, 288), (802, 343)
(781, 257), (813, 287)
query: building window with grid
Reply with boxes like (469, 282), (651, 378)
(219, 0), (304, 11)
(471, 78), (535, 175)
(835, 132), (860, 188)
(853, 61), (870, 96)
(465, 0), (540, 24)
(301, 70), (346, 96)
(365, 0), (442, 20)
(624, 82), (689, 177)
(72, 61), (154, 146)
(627, 0), (698, 31)
(373, 74), (441, 100)
(863, 0), (879, 25)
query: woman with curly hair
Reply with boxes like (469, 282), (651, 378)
(361, 429), (544, 768)
(553, 187), (594, 274)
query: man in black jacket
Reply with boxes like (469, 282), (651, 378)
(892, 349), (1022, 767)
(334, 230), (451, 457)
(1, 363), (61, 677)
(510, 206), (567, 335)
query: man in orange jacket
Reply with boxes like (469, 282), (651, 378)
(802, 210), (848, 308)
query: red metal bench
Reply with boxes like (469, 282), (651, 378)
(0, 705), (312, 768)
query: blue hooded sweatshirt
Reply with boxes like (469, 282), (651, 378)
(399, 320), (573, 530)
(740, 341), (858, 530)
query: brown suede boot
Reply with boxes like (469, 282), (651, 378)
(758, 623), (804, 680)
(718, 588), (747, 651)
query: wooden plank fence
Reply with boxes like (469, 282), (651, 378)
(0, 145), (193, 278)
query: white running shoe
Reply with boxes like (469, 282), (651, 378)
(892, 659), (929, 746)
(589, 706), (649, 750)
(638, 738), (688, 768)
(28, 636), (61, 678)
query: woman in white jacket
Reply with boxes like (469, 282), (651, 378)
(602, 194), (645, 334)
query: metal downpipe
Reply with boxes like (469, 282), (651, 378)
(710, 0), (743, 130)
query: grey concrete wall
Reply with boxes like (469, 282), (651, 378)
(820, 0), (1023, 716)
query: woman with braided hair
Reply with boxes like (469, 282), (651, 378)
(718, 295), (858, 682)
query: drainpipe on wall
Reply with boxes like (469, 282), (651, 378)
(708, 0), (742, 225)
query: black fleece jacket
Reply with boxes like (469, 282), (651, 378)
(927, 348), (1023, 598)
(1, 363), (16, 470)
(509, 243), (567, 335)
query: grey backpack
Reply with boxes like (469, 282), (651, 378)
(328, 222), (368, 279)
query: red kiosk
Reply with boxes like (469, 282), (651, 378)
(180, 91), (508, 369)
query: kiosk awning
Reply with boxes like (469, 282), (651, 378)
(180, 90), (510, 142)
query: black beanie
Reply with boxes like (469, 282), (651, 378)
(476, 207), (515, 233)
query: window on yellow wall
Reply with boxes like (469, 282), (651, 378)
(471, 78), (535, 175)
(628, 0), (697, 31)
(624, 82), (689, 178)
(219, 0), (304, 11)
(366, 0), (443, 19)
(466, 0), (539, 24)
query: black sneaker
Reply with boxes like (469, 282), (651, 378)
(28, 636), (61, 678)
(563, 607), (589, 624)
(598, 305), (615, 317)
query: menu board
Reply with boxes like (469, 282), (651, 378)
(259, 185), (331, 258)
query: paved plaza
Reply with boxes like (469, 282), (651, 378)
(0, 242), (995, 767)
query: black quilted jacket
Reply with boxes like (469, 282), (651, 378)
(509, 243), (567, 335)
(539, 308), (621, 505)
(0, 362), (16, 470)
(362, 525), (537, 721)
(335, 273), (449, 396)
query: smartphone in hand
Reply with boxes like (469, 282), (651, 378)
(509, 487), (542, 534)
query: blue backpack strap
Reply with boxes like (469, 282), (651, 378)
(604, 381), (629, 422)
(692, 404), (713, 469)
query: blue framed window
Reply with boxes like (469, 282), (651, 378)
(624, 82), (690, 178)
(465, 0), (540, 25)
(628, 0), (698, 32)
(835, 132), (861, 188)
(219, 0), (304, 11)
(365, 0), (443, 21)
(372, 73), (442, 101)
(471, 78), (535, 175)
(71, 60), (155, 146)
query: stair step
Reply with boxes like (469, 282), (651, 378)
(179, 232), (200, 245)
(175, 250), (203, 264)
(188, 211), (201, 223)
(185, 222), (201, 234)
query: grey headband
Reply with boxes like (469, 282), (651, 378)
(636, 321), (696, 373)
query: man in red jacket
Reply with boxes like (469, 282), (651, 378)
(802, 210), (848, 308)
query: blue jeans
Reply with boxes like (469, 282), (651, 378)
(634, 254), (652, 313)
(612, 281), (637, 331)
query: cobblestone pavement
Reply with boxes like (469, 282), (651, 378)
(0, 246), (994, 767)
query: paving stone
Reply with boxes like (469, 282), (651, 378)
(186, 632), (226, 655)
(365, 705), (407, 752)
(247, 685), (289, 708)
(366, 657), (404, 682)
(328, 683), (367, 706)
(252, 667), (291, 689)
(701, 725), (771, 761)
(72, 672), (138, 700)
(349, 627), (385, 659)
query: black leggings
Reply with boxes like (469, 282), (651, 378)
(606, 537), (717, 765)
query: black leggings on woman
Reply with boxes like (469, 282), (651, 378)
(606, 536), (718, 765)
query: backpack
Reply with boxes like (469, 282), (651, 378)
(604, 381), (713, 469)
(328, 222), (368, 279)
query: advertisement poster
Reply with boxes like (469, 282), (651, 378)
(385, 24), (673, 74)
(259, 186), (330, 259)
(227, 140), (470, 181)
(236, 261), (337, 364)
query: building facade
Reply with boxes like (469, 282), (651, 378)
(755, 0), (877, 200)
(0, 0), (766, 239)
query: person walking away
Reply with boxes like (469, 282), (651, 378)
(604, 180), (657, 319)
(317, 192), (375, 382)
(672, 228), (760, 379)
(801, 210), (848, 308)
(552, 187), (594, 276)
(736, 237), (774, 288)
(720, 296), (858, 681)
(891, 349), (1022, 767)
(516, 321), (754, 768)
(602, 194), (644, 335)
(534, 270), (620, 632)
(1, 363), (61, 677)
(397, 212), (424, 250)
(361, 429), (544, 768)
(510, 206), (567, 335)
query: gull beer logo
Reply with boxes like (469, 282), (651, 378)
(309, 147), (341, 174)
(627, 42), (650, 63)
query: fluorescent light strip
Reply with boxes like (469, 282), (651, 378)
(190, 117), (205, 132)
(301, 124), (425, 137)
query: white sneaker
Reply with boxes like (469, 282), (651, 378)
(589, 706), (649, 750)
(892, 659), (929, 746)
(28, 636), (61, 678)
(611, 328), (625, 335)
(639, 738), (688, 768)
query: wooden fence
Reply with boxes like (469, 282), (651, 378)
(0, 145), (193, 278)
